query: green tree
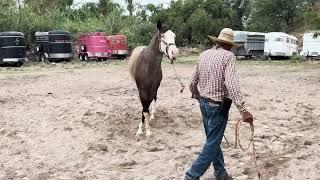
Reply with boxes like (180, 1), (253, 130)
(146, 4), (157, 14)
(248, 0), (307, 32)
(125, 0), (134, 16)
(24, 0), (73, 13)
(136, 4), (148, 21)
(228, 0), (251, 30)
(98, 0), (121, 16)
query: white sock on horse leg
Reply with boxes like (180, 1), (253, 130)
(136, 121), (144, 136)
(144, 112), (152, 137)
(150, 100), (156, 121)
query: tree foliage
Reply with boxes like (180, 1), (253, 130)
(0, 0), (318, 50)
(247, 0), (316, 32)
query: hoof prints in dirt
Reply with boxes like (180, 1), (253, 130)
(80, 104), (200, 139)
(101, 88), (137, 97)
(248, 101), (320, 178)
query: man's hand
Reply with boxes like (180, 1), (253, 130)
(242, 111), (253, 123)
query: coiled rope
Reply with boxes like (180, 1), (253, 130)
(225, 119), (261, 179)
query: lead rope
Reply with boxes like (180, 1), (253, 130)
(170, 61), (185, 93)
(225, 119), (261, 179)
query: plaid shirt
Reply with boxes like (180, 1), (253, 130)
(190, 46), (246, 114)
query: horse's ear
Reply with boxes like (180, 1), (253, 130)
(157, 20), (162, 31)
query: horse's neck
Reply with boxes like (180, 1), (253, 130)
(147, 32), (162, 58)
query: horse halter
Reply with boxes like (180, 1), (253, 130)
(159, 34), (176, 60)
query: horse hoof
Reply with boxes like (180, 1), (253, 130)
(136, 131), (143, 137)
(146, 131), (153, 138)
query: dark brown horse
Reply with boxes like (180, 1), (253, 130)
(129, 21), (179, 137)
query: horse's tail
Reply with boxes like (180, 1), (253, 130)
(129, 46), (146, 80)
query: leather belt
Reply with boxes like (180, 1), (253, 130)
(204, 97), (221, 105)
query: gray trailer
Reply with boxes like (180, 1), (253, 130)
(232, 31), (266, 59)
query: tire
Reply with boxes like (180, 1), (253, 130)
(14, 62), (23, 67)
(40, 54), (48, 62)
(84, 54), (89, 61)
(80, 54), (89, 61)
(79, 54), (85, 61)
(36, 54), (41, 62)
(85, 54), (89, 61)
(263, 55), (269, 61)
(245, 55), (252, 60)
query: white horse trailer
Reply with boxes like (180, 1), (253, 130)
(300, 33), (320, 58)
(264, 32), (298, 60)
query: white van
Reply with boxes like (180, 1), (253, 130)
(300, 32), (320, 58)
(264, 32), (298, 59)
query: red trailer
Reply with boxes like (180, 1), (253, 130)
(77, 32), (111, 61)
(108, 34), (128, 59)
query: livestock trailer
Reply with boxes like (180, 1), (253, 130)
(77, 32), (111, 61)
(0, 32), (26, 66)
(35, 30), (72, 62)
(264, 32), (298, 60)
(232, 31), (266, 58)
(232, 31), (248, 57)
(108, 34), (128, 59)
(300, 32), (320, 59)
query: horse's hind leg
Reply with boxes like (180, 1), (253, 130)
(142, 100), (153, 137)
(150, 96), (157, 121)
(136, 92), (153, 137)
(143, 111), (152, 137)
(136, 114), (144, 137)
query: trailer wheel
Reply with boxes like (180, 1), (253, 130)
(14, 62), (24, 67)
(40, 54), (48, 62)
(36, 54), (41, 61)
(245, 55), (252, 60)
(80, 54), (89, 61)
(79, 54), (84, 61)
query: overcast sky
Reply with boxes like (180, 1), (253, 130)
(73, 0), (172, 7)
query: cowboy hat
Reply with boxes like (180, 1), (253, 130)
(208, 28), (241, 48)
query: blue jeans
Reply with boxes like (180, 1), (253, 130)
(185, 97), (229, 179)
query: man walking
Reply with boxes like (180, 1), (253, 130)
(185, 28), (254, 180)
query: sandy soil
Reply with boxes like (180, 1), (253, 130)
(0, 61), (319, 180)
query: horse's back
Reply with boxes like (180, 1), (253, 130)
(129, 46), (146, 79)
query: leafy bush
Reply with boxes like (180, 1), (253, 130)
(290, 54), (306, 63)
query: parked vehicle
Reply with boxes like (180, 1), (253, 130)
(35, 30), (72, 62)
(108, 34), (128, 59)
(232, 31), (266, 58)
(300, 32), (320, 59)
(0, 31), (26, 67)
(264, 32), (298, 60)
(77, 32), (111, 61)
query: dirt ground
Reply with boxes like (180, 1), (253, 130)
(0, 60), (319, 180)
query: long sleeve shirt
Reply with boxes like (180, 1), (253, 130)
(190, 46), (246, 114)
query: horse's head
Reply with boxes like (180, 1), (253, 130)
(157, 20), (179, 61)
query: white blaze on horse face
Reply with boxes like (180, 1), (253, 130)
(160, 30), (179, 61)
